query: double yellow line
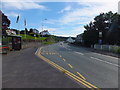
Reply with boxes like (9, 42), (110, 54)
(35, 47), (100, 90)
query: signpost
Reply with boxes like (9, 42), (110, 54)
(99, 31), (102, 44)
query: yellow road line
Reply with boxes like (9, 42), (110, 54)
(35, 47), (99, 89)
(68, 64), (73, 68)
(39, 53), (97, 89)
(65, 73), (93, 89)
(77, 72), (86, 80)
(38, 48), (97, 88)
(39, 56), (92, 88)
(59, 55), (62, 58)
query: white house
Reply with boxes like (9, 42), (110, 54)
(33, 29), (39, 35)
(75, 34), (83, 43)
(40, 30), (50, 36)
(66, 36), (75, 43)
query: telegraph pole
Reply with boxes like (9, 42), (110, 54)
(41, 19), (47, 37)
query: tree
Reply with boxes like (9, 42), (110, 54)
(20, 30), (25, 34)
(82, 11), (120, 46)
(1, 10), (10, 36)
(83, 30), (99, 47)
(25, 28), (28, 35)
(29, 28), (34, 34)
(1, 10), (10, 30)
(106, 14), (120, 45)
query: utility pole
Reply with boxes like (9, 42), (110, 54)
(16, 15), (20, 35)
(41, 19), (47, 37)
(24, 19), (26, 39)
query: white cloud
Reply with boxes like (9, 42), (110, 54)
(38, 1), (118, 37)
(2, 0), (47, 10)
(60, 26), (85, 37)
(2, 0), (119, 37)
(60, 2), (118, 25)
(71, 26), (85, 34)
(1, 0), (119, 2)
(58, 6), (72, 13)
(5, 12), (19, 17)
(38, 26), (58, 32)
(56, 1), (118, 36)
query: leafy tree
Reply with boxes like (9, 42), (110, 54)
(25, 28), (28, 34)
(20, 30), (25, 34)
(29, 28), (34, 34)
(83, 30), (99, 47)
(1, 10), (10, 35)
(106, 14), (120, 45)
(82, 11), (120, 46)
(1, 11), (10, 30)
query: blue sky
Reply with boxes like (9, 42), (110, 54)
(1, 0), (118, 37)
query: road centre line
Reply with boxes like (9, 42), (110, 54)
(35, 48), (39, 55)
(35, 48), (99, 89)
(90, 57), (119, 67)
(68, 64), (73, 68)
(75, 51), (84, 55)
(77, 72), (86, 80)
(59, 55), (62, 58)
(62, 58), (66, 61)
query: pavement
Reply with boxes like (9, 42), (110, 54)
(2, 46), (81, 88)
(38, 42), (119, 89)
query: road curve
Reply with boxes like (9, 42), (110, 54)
(37, 42), (119, 89)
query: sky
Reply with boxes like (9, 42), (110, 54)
(1, 0), (119, 37)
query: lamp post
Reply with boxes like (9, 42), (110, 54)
(41, 19), (47, 37)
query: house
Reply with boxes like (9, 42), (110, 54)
(75, 33), (83, 43)
(66, 36), (75, 43)
(33, 29), (39, 35)
(40, 30), (50, 36)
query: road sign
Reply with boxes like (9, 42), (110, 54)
(99, 39), (102, 44)
(34, 34), (36, 37)
(99, 32), (102, 37)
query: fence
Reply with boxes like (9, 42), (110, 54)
(94, 44), (120, 54)
(22, 42), (42, 49)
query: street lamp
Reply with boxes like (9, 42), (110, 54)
(42, 19), (47, 31)
(41, 19), (47, 37)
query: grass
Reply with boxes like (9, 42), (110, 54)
(20, 34), (55, 45)
(43, 41), (55, 45)
(19, 34), (47, 40)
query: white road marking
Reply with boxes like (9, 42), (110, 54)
(75, 52), (84, 55)
(90, 57), (119, 67)
(35, 48), (41, 55)
(93, 52), (118, 60)
(64, 47), (72, 51)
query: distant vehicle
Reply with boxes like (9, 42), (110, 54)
(60, 42), (63, 45)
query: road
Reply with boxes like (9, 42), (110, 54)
(36, 42), (119, 89)
(3, 46), (81, 88)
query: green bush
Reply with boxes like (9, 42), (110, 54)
(117, 47), (120, 54)
(111, 46), (120, 54)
